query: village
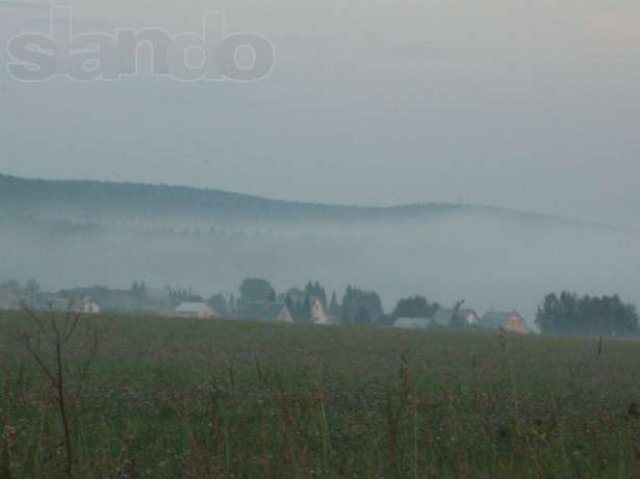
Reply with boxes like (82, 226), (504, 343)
(0, 277), (530, 333)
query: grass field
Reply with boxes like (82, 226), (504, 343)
(2, 311), (640, 478)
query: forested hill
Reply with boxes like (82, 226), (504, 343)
(1, 174), (637, 321)
(0, 173), (560, 224)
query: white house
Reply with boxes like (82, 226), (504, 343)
(73, 298), (101, 315)
(175, 302), (217, 319)
(310, 297), (332, 325)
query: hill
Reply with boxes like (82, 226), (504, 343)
(0, 173), (560, 224)
(1, 173), (638, 320)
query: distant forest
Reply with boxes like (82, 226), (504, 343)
(0, 174), (474, 223)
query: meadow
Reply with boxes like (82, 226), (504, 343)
(1, 311), (640, 478)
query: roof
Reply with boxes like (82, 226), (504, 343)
(433, 307), (479, 325)
(480, 311), (523, 329)
(393, 317), (431, 329)
(237, 302), (289, 322)
(175, 302), (211, 313)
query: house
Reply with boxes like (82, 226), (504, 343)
(282, 290), (332, 324)
(393, 317), (431, 329)
(175, 302), (217, 319)
(479, 310), (529, 334)
(433, 307), (480, 326)
(310, 297), (332, 325)
(237, 302), (294, 323)
(73, 298), (101, 315)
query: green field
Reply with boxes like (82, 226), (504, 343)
(2, 311), (640, 478)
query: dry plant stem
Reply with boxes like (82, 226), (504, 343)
(21, 306), (83, 478)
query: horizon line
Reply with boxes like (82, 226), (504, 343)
(0, 171), (556, 216)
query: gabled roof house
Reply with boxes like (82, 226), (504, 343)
(480, 310), (529, 334)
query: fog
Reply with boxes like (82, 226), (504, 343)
(2, 193), (639, 323)
(1, 1), (640, 324)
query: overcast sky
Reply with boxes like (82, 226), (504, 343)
(1, 0), (639, 226)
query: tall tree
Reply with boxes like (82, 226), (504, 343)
(449, 299), (468, 328)
(392, 295), (439, 319)
(304, 280), (327, 306)
(340, 286), (384, 324)
(239, 278), (274, 305)
(329, 291), (340, 317)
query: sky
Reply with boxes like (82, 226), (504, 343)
(1, 0), (640, 227)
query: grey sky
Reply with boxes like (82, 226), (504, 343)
(1, 0), (639, 226)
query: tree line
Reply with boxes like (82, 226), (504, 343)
(536, 291), (639, 337)
(3, 276), (639, 337)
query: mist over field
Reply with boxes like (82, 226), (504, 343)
(1, 174), (638, 322)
